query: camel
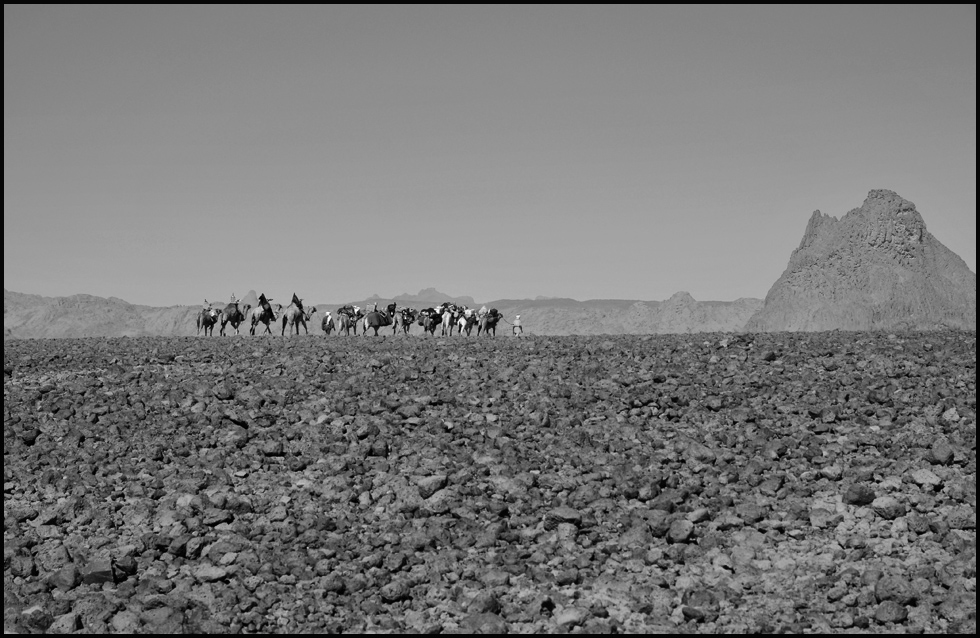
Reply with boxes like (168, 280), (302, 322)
(250, 294), (281, 335)
(197, 306), (220, 336)
(220, 302), (251, 336)
(417, 307), (443, 336)
(441, 303), (465, 336)
(478, 309), (503, 337)
(362, 308), (393, 336)
(336, 305), (363, 336)
(282, 297), (316, 336)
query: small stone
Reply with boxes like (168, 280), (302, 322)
(380, 581), (411, 603)
(843, 484), (876, 506)
(667, 519), (694, 543)
(203, 508), (234, 526)
(46, 612), (81, 635)
(686, 508), (711, 524)
(875, 574), (917, 605)
(928, 440), (955, 465)
(555, 568), (580, 586)
(194, 565), (229, 583)
(809, 507), (840, 529)
(468, 592), (501, 614)
(480, 570), (511, 588)
(940, 408), (960, 424)
(79, 559), (115, 585)
(464, 613), (508, 634)
(110, 611), (140, 634)
(140, 607), (183, 634)
(21, 605), (54, 633)
(874, 601), (908, 624)
(416, 475), (448, 499)
(910, 468), (942, 490)
(212, 384), (234, 401)
(544, 506), (583, 530)
(735, 503), (767, 524)
(872, 496), (906, 520)
(260, 440), (284, 456)
(947, 506), (976, 530)
(820, 465), (843, 480)
(554, 607), (590, 628)
(47, 564), (80, 592)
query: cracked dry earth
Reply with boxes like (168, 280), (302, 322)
(3, 331), (976, 634)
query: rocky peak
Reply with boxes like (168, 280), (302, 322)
(858, 190), (926, 262)
(745, 189), (975, 332)
(665, 291), (696, 305)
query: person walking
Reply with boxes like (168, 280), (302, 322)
(512, 314), (523, 336)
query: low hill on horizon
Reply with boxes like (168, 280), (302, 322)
(4, 288), (761, 338)
(7, 189), (975, 339)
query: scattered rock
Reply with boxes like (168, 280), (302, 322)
(872, 496), (907, 520)
(2, 331), (974, 633)
(843, 483), (876, 506)
(875, 600), (909, 624)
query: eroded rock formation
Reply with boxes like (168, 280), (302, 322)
(745, 190), (976, 332)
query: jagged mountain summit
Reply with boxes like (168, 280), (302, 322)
(745, 190), (976, 332)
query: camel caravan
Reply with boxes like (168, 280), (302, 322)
(199, 294), (510, 338)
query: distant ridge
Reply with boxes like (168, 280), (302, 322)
(745, 190), (976, 331)
(4, 288), (761, 338)
(390, 288), (476, 306)
(9, 190), (974, 339)
(3, 290), (199, 339)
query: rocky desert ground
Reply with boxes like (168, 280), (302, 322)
(3, 331), (976, 634)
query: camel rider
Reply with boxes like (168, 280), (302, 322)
(513, 314), (523, 336)
(230, 293), (240, 306)
(258, 294), (274, 319)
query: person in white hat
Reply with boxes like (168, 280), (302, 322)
(513, 314), (523, 336)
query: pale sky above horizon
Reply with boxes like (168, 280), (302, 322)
(5, 5), (976, 307)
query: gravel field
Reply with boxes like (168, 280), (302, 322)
(3, 332), (976, 634)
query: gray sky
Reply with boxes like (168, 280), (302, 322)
(5, 6), (976, 306)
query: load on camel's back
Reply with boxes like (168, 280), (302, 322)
(336, 305), (364, 336)
(478, 308), (503, 336)
(363, 302), (396, 336)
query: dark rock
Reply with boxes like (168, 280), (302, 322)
(467, 592), (501, 614)
(875, 574), (917, 605)
(843, 483), (876, 506)
(464, 612), (508, 634)
(667, 519), (695, 543)
(871, 496), (906, 520)
(874, 601), (908, 624)
(417, 475), (448, 499)
(927, 440), (955, 465)
(544, 506), (583, 530)
(47, 565), (80, 592)
(79, 559), (115, 585)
